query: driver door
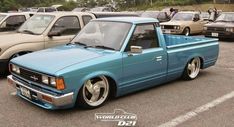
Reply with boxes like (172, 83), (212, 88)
(122, 24), (167, 90)
(44, 16), (81, 48)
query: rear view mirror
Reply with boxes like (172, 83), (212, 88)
(193, 17), (199, 22)
(130, 46), (142, 54)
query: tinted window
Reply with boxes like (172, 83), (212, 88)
(82, 15), (93, 25)
(125, 24), (159, 51)
(50, 16), (81, 36)
(0, 15), (26, 32)
(45, 8), (56, 12)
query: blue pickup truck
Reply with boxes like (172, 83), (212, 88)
(7, 17), (219, 110)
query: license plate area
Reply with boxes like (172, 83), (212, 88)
(20, 87), (31, 99)
(212, 33), (219, 37)
(164, 30), (171, 34)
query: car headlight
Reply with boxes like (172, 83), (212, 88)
(226, 27), (234, 32)
(203, 27), (207, 30)
(42, 75), (49, 84)
(174, 26), (180, 30)
(10, 64), (20, 74)
(161, 25), (164, 29)
(41, 75), (65, 90)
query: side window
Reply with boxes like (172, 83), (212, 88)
(0, 15), (26, 31)
(82, 15), (93, 25)
(50, 16), (81, 36)
(158, 12), (166, 19)
(125, 24), (159, 52)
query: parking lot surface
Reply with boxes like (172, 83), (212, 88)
(0, 40), (233, 127)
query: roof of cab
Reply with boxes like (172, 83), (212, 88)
(93, 17), (159, 24)
(35, 12), (92, 16)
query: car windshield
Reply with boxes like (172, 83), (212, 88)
(0, 14), (6, 22)
(172, 13), (194, 21)
(215, 13), (234, 22)
(71, 21), (132, 50)
(141, 12), (160, 18)
(18, 15), (54, 35)
(201, 12), (210, 19)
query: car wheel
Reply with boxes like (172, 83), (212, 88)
(77, 76), (110, 109)
(183, 27), (190, 36)
(182, 57), (201, 80)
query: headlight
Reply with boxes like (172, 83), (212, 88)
(174, 26), (180, 30)
(42, 75), (49, 84)
(50, 77), (56, 87)
(226, 27), (234, 32)
(203, 27), (207, 30)
(41, 75), (65, 90)
(161, 25), (164, 29)
(11, 64), (20, 74)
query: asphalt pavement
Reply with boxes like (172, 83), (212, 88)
(0, 40), (233, 127)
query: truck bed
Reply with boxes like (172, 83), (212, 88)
(164, 34), (217, 48)
(163, 34), (219, 81)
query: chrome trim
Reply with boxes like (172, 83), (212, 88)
(7, 75), (74, 107)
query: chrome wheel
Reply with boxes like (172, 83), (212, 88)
(184, 28), (190, 36)
(187, 58), (201, 79)
(82, 76), (109, 107)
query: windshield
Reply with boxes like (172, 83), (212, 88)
(0, 14), (6, 22)
(216, 13), (234, 22)
(141, 12), (160, 18)
(172, 13), (194, 21)
(201, 12), (210, 19)
(71, 21), (132, 50)
(18, 15), (54, 35)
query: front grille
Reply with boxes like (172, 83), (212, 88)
(164, 25), (174, 29)
(20, 68), (42, 84)
(207, 27), (225, 32)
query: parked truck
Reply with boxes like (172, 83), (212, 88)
(7, 17), (219, 110)
(0, 12), (138, 75)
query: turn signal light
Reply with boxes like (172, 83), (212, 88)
(56, 78), (65, 90)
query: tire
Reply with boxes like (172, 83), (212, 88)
(76, 76), (110, 109)
(183, 27), (190, 36)
(182, 57), (201, 80)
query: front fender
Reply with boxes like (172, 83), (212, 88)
(0, 42), (44, 59)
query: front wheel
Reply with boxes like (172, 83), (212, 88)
(182, 57), (201, 80)
(77, 76), (110, 109)
(183, 27), (190, 36)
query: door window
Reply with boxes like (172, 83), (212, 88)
(125, 24), (159, 51)
(50, 16), (81, 36)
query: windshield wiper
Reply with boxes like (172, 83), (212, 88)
(22, 30), (36, 35)
(94, 45), (115, 50)
(74, 42), (87, 46)
(215, 20), (228, 22)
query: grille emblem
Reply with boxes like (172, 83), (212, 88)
(30, 75), (38, 81)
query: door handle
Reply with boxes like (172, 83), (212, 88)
(155, 56), (162, 61)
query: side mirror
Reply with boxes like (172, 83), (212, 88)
(130, 46), (142, 54)
(48, 31), (61, 38)
(193, 17), (199, 22)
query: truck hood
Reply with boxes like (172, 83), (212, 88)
(0, 33), (44, 54)
(11, 45), (112, 75)
(205, 22), (234, 28)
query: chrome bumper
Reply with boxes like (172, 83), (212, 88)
(7, 75), (74, 107)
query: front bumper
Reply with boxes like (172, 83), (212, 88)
(0, 59), (8, 75)
(204, 30), (234, 39)
(7, 75), (74, 109)
(162, 29), (183, 35)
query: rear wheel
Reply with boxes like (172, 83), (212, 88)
(77, 76), (110, 109)
(183, 57), (201, 80)
(183, 27), (190, 36)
